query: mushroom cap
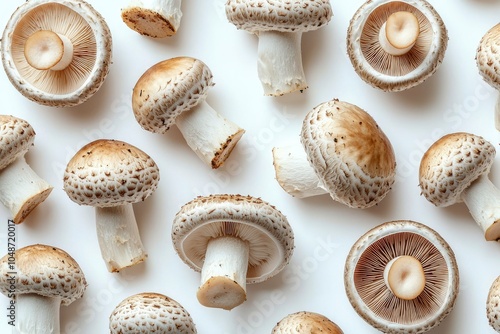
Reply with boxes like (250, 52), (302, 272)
(272, 311), (344, 333)
(172, 194), (294, 284)
(0, 115), (35, 170)
(476, 24), (500, 91)
(63, 139), (160, 207)
(347, 0), (448, 91)
(132, 57), (213, 134)
(0, 244), (87, 305)
(419, 132), (495, 207)
(1, 0), (112, 107)
(344, 220), (459, 334)
(109, 292), (197, 334)
(487, 276), (500, 332)
(300, 99), (396, 209)
(225, 0), (333, 34)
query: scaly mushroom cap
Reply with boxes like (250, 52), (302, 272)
(172, 194), (294, 284)
(1, 0), (112, 107)
(63, 139), (160, 207)
(476, 24), (500, 91)
(0, 115), (35, 170)
(344, 220), (459, 334)
(347, 0), (448, 91)
(109, 292), (197, 334)
(132, 57), (213, 134)
(272, 311), (344, 333)
(419, 132), (495, 207)
(0, 244), (87, 306)
(225, 0), (333, 34)
(487, 276), (500, 332)
(300, 99), (396, 208)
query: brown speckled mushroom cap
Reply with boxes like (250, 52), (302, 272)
(63, 139), (160, 208)
(132, 57), (213, 134)
(344, 220), (459, 334)
(487, 276), (500, 332)
(477, 24), (500, 91)
(172, 194), (294, 284)
(1, 0), (112, 107)
(300, 99), (396, 209)
(272, 311), (344, 333)
(0, 115), (35, 170)
(419, 132), (495, 207)
(225, 0), (332, 34)
(109, 292), (197, 334)
(0, 244), (87, 305)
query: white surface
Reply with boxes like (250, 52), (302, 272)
(0, 1), (500, 333)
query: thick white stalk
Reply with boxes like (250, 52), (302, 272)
(176, 101), (244, 168)
(256, 30), (307, 96)
(16, 294), (61, 334)
(0, 157), (53, 224)
(122, 0), (183, 35)
(95, 204), (147, 272)
(379, 12), (419, 56)
(461, 174), (500, 241)
(197, 236), (249, 310)
(495, 92), (500, 131)
(24, 30), (73, 71)
(272, 143), (327, 198)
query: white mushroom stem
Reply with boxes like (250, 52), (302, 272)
(256, 30), (307, 96)
(272, 143), (327, 198)
(24, 30), (74, 71)
(197, 236), (249, 310)
(494, 93), (500, 131)
(175, 101), (244, 168)
(0, 156), (53, 224)
(95, 204), (147, 272)
(379, 11), (419, 56)
(383, 255), (426, 300)
(16, 294), (61, 334)
(122, 0), (182, 33)
(461, 174), (500, 241)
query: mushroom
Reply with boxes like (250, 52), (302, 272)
(0, 244), (87, 334)
(171, 194), (294, 310)
(109, 292), (197, 333)
(132, 56), (245, 169)
(272, 311), (344, 333)
(1, 0), (112, 107)
(225, 0), (333, 96)
(419, 132), (500, 241)
(476, 23), (500, 130)
(121, 0), (183, 38)
(344, 220), (459, 333)
(347, 0), (448, 91)
(487, 276), (500, 332)
(0, 115), (53, 224)
(63, 139), (160, 272)
(272, 98), (396, 208)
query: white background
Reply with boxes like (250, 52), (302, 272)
(0, 0), (500, 333)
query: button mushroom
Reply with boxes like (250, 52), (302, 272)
(344, 220), (459, 334)
(272, 311), (344, 333)
(63, 139), (160, 272)
(171, 194), (294, 310)
(0, 115), (53, 224)
(487, 276), (500, 332)
(109, 292), (197, 333)
(132, 56), (245, 169)
(0, 244), (87, 334)
(272, 98), (396, 208)
(225, 0), (333, 96)
(419, 132), (500, 241)
(347, 0), (448, 91)
(1, 0), (112, 107)
(121, 0), (183, 38)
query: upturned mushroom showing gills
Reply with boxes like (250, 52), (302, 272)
(132, 56), (245, 169)
(110, 293), (197, 334)
(419, 132), (500, 241)
(63, 139), (160, 272)
(347, 0), (448, 92)
(1, 0), (112, 107)
(272, 311), (344, 334)
(0, 244), (87, 334)
(225, 0), (333, 96)
(272, 98), (396, 209)
(0, 115), (53, 224)
(121, 0), (183, 38)
(172, 194), (294, 310)
(344, 220), (459, 334)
